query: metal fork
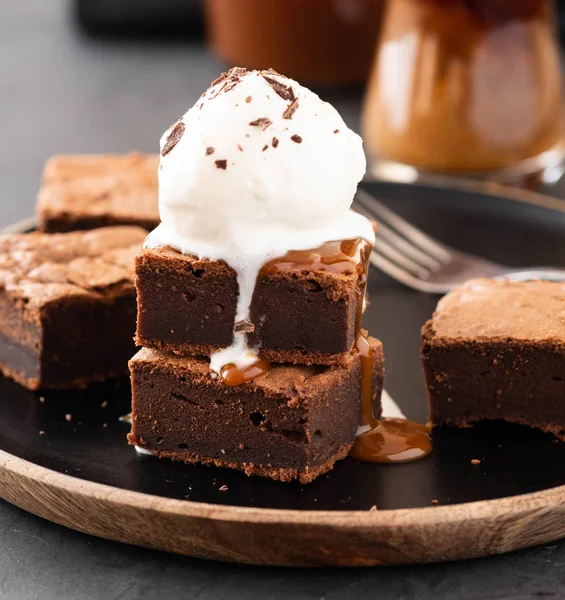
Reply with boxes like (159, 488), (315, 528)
(353, 189), (565, 294)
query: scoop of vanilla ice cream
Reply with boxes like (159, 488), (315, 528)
(147, 67), (374, 373)
(155, 68), (370, 255)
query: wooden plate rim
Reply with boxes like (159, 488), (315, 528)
(2, 448), (564, 528)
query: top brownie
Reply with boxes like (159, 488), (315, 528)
(37, 153), (160, 233)
(135, 239), (370, 365)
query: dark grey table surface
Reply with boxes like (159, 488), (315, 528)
(3, 2), (565, 599)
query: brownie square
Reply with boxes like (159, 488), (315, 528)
(135, 241), (370, 366)
(422, 278), (565, 439)
(0, 226), (147, 390)
(37, 153), (159, 233)
(128, 337), (384, 483)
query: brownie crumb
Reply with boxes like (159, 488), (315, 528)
(249, 118), (273, 131)
(283, 98), (299, 120)
(291, 135), (303, 144)
(65, 413), (72, 422)
(246, 96), (252, 103)
(206, 147), (215, 156)
(101, 400), (108, 409)
(262, 75), (295, 102)
(262, 145), (268, 152)
(272, 137), (279, 148)
(238, 443), (246, 450)
(215, 160), (228, 170)
(334, 129), (340, 134)
(471, 458), (481, 465)
(234, 320), (255, 333)
(219, 485), (229, 492)
(162, 121), (185, 157)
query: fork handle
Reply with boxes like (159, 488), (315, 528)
(498, 269), (565, 283)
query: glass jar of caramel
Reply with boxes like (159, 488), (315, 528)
(205, 0), (383, 86)
(362, 0), (565, 182)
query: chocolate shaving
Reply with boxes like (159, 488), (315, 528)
(223, 82), (239, 94)
(262, 75), (295, 102)
(215, 160), (228, 170)
(161, 121), (185, 156)
(212, 81), (229, 98)
(246, 96), (252, 103)
(237, 144), (243, 152)
(249, 117), (273, 131)
(227, 66), (248, 78)
(211, 72), (227, 87)
(219, 485), (229, 492)
(291, 134), (303, 144)
(265, 68), (284, 77)
(210, 67), (247, 98)
(206, 147), (215, 156)
(283, 98), (299, 120)
(234, 320), (255, 333)
(334, 129), (340, 134)
(262, 145), (268, 152)
(272, 137), (279, 148)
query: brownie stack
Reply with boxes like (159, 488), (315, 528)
(128, 240), (385, 483)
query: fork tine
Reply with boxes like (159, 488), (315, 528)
(353, 199), (442, 271)
(373, 238), (431, 278)
(368, 250), (446, 294)
(377, 222), (442, 270)
(356, 189), (452, 262)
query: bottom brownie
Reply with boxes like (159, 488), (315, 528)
(128, 338), (384, 483)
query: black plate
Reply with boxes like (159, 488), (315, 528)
(3, 180), (565, 512)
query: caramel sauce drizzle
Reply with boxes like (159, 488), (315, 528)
(349, 241), (432, 464)
(220, 356), (270, 387)
(221, 240), (366, 387)
(261, 239), (365, 275)
(351, 326), (431, 463)
(220, 236), (432, 466)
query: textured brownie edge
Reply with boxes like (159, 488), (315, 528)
(138, 338), (357, 367)
(422, 320), (565, 440)
(39, 213), (159, 234)
(126, 438), (351, 484)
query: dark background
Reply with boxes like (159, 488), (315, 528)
(3, 1), (565, 598)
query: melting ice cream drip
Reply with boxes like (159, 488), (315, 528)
(145, 67), (375, 374)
